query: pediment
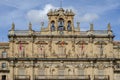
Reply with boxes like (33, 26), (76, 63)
(16, 41), (28, 44)
(76, 41), (88, 45)
(56, 41), (68, 45)
(35, 41), (48, 45)
(95, 41), (107, 45)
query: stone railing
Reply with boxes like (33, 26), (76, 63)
(14, 75), (30, 80)
(94, 75), (109, 80)
(8, 30), (112, 37)
(79, 31), (88, 36)
(93, 30), (108, 35)
(35, 75), (90, 80)
(14, 30), (29, 35)
(9, 30), (30, 36)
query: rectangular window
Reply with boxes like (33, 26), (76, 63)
(98, 70), (104, 75)
(2, 63), (6, 68)
(59, 69), (64, 76)
(18, 68), (26, 79)
(18, 68), (25, 75)
(116, 64), (120, 68)
(115, 74), (120, 80)
(2, 75), (6, 80)
(58, 69), (65, 79)
(39, 69), (45, 75)
(2, 52), (7, 58)
(58, 46), (64, 56)
(78, 69), (84, 75)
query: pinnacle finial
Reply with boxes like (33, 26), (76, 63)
(77, 22), (80, 31)
(40, 22), (44, 30)
(29, 22), (32, 31)
(77, 22), (80, 27)
(41, 22), (44, 27)
(108, 23), (111, 31)
(90, 23), (94, 31)
(11, 22), (15, 30)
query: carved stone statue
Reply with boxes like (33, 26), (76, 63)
(107, 23), (111, 31)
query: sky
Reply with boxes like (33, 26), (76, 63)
(0, 0), (120, 42)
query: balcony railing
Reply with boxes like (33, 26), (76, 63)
(14, 75), (30, 80)
(80, 31), (88, 36)
(94, 75), (109, 80)
(35, 75), (90, 80)
(12, 30), (29, 36)
(0, 67), (10, 72)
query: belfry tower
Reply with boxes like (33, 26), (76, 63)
(47, 8), (75, 31)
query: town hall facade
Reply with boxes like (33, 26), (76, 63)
(0, 7), (120, 80)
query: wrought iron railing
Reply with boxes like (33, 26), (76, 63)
(0, 67), (10, 72)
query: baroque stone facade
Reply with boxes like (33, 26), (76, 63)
(0, 8), (120, 80)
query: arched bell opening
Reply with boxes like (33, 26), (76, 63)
(51, 21), (55, 31)
(58, 18), (65, 31)
(67, 21), (72, 31)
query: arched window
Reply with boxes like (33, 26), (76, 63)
(68, 69), (72, 75)
(2, 52), (7, 58)
(67, 21), (72, 31)
(51, 21), (55, 31)
(58, 18), (64, 31)
(51, 69), (56, 75)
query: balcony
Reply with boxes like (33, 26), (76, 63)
(94, 75), (109, 80)
(14, 75), (30, 80)
(35, 75), (90, 80)
(0, 68), (10, 73)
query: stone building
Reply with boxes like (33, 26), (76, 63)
(0, 7), (120, 80)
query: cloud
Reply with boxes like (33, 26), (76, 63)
(27, 4), (78, 24)
(73, 0), (120, 24)
(27, 4), (57, 24)
(79, 13), (99, 22)
(0, 0), (43, 10)
(79, 0), (120, 15)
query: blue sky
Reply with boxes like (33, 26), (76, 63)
(0, 0), (120, 42)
